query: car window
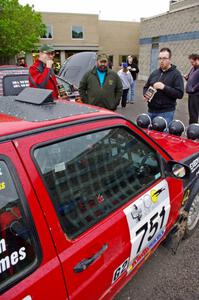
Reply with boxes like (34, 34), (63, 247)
(34, 127), (161, 239)
(0, 161), (37, 291)
(3, 74), (29, 96)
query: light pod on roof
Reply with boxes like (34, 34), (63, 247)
(151, 116), (167, 132)
(136, 113), (151, 129)
(186, 123), (199, 140)
(168, 120), (185, 136)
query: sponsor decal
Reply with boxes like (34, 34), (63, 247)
(150, 187), (165, 203)
(127, 246), (150, 273)
(182, 189), (190, 206)
(127, 229), (164, 273)
(124, 180), (170, 269)
(189, 156), (199, 173)
(112, 258), (129, 283)
(97, 194), (104, 203)
(0, 181), (5, 190)
(143, 195), (152, 209)
(130, 204), (142, 223)
(0, 238), (26, 274)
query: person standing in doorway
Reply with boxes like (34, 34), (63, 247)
(143, 47), (184, 125)
(127, 55), (139, 103)
(79, 53), (122, 111)
(185, 53), (199, 124)
(117, 63), (133, 108)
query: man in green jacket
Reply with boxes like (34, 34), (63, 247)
(79, 53), (123, 111)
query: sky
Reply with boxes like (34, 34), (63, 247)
(18, 0), (170, 22)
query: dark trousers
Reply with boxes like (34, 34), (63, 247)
(188, 94), (199, 124)
(121, 89), (129, 107)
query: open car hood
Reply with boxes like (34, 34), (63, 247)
(58, 52), (97, 88)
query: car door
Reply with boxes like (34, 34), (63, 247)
(0, 142), (67, 300)
(14, 118), (184, 300)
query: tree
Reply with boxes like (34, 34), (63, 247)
(0, 0), (45, 60)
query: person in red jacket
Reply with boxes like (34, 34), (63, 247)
(29, 44), (58, 99)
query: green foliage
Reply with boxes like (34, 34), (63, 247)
(0, 0), (45, 57)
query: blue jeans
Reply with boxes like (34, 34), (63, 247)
(148, 111), (175, 126)
(127, 81), (136, 103)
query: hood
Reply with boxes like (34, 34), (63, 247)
(146, 130), (199, 162)
(58, 52), (97, 88)
(159, 64), (176, 73)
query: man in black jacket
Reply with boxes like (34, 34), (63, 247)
(143, 48), (184, 125)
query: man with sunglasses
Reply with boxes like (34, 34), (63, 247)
(29, 44), (58, 99)
(143, 47), (184, 125)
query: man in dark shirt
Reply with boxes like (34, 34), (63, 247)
(185, 53), (199, 124)
(143, 47), (184, 125)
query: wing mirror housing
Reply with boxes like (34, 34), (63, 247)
(166, 161), (190, 179)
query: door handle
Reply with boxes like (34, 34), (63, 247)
(74, 243), (108, 273)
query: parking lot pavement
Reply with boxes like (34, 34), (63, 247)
(116, 80), (189, 127)
(114, 229), (199, 300)
(115, 81), (199, 300)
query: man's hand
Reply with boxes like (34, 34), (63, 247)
(183, 74), (189, 81)
(46, 59), (54, 68)
(153, 82), (165, 90)
(75, 97), (83, 103)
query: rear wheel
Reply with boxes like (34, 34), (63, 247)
(184, 191), (199, 238)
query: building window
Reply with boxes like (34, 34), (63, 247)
(41, 25), (53, 39)
(72, 26), (83, 39)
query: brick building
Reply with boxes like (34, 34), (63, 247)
(139, 0), (199, 80)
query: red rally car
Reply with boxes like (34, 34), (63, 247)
(0, 89), (199, 300)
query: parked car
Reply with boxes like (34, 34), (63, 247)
(0, 65), (79, 100)
(0, 88), (198, 300)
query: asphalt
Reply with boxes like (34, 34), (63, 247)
(114, 81), (199, 300)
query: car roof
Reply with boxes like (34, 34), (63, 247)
(0, 93), (116, 140)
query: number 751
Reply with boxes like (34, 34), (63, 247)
(135, 206), (166, 254)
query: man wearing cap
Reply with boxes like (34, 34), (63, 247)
(118, 63), (133, 108)
(79, 53), (122, 111)
(29, 44), (58, 99)
(17, 51), (27, 67)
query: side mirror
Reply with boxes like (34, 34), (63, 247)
(166, 161), (190, 179)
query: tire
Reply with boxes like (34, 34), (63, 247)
(184, 191), (199, 238)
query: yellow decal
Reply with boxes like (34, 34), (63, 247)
(150, 189), (158, 203)
(0, 182), (5, 190)
(109, 80), (113, 85)
(182, 189), (190, 206)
